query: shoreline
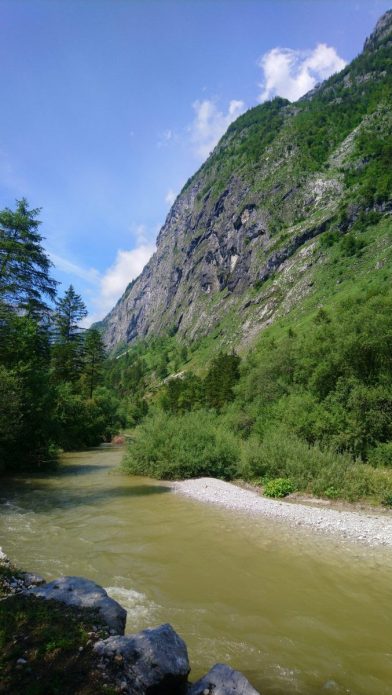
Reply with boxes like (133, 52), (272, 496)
(172, 477), (392, 548)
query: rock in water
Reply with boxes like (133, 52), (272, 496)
(189, 663), (260, 695)
(94, 622), (190, 694)
(30, 576), (127, 634)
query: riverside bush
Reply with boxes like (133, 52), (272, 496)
(368, 443), (392, 468)
(264, 478), (294, 498)
(123, 409), (240, 480)
(238, 427), (392, 502)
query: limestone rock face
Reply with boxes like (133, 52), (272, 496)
(30, 576), (127, 634)
(100, 12), (392, 353)
(94, 622), (190, 694)
(364, 9), (392, 51)
(189, 663), (261, 695)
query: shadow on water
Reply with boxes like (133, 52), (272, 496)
(0, 483), (171, 514)
(53, 464), (113, 477)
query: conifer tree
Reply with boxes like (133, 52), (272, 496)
(0, 198), (57, 316)
(82, 328), (106, 398)
(54, 285), (87, 341)
(52, 285), (87, 382)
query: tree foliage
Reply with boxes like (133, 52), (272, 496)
(0, 198), (57, 316)
(0, 200), (121, 473)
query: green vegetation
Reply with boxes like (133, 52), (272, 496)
(120, 211), (392, 506)
(183, 27), (391, 247)
(0, 565), (114, 695)
(263, 478), (295, 499)
(0, 200), (123, 474)
(123, 410), (239, 480)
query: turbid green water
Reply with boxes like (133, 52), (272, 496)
(1, 445), (392, 694)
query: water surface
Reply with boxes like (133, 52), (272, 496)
(1, 445), (392, 694)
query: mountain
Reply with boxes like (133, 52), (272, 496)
(101, 11), (392, 353)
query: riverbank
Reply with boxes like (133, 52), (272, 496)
(172, 477), (392, 548)
(0, 552), (258, 695)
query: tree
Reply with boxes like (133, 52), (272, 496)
(0, 198), (57, 316)
(0, 312), (56, 469)
(82, 328), (106, 398)
(204, 352), (241, 410)
(0, 199), (57, 470)
(54, 285), (87, 341)
(52, 285), (87, 382)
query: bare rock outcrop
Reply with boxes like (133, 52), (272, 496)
(30, 575), (127, 634)
(189, 663), (260, 695)
(94, 623), (190, 694)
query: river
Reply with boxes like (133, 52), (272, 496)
(1, 445), (392, 694)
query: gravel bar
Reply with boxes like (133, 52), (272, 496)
(172, 477), (392, 548)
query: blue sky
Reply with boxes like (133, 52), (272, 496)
(0, 0), (390, 322)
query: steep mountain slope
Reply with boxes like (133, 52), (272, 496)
(102, 11), (392, 353)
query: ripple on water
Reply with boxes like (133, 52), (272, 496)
(105, 584), (160, 629)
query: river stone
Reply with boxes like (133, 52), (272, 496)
(21, 572), (45, 587)
(189, 663), (260, 695)
(30, 576), (126, 634)
(94, 622), (190, 694)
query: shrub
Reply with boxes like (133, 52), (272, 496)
(238, 427), (343, 489)
(264, 478), (294, 498)
(368, 443), (392, 468)
(123, 409), (240, 480)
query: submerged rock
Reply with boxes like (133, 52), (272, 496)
(30, 576), (127, 634)
(94, 622), (190, 693)
(189, 663), (260, 695)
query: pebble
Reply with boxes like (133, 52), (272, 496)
(173, 478), (392, 548)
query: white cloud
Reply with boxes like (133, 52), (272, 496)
(50, 232), (156, 327)
(49, 252), (100, 284)
(99, 243), (155, 315)
(189, 98), (245, 160)
(165, 189), (176, 206)
(258, 43), (346, 103)
(81, 240), (156, 327)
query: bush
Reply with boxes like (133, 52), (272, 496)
(237, 427), (392, 502)
(238, 428), (342, 489)
(368, 443), (392, 467)
(123, 409), (240, 480)
(264, 478), (294, 498)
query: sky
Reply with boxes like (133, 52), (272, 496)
(0, 0), (390, 324)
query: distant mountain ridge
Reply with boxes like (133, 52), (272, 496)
(101, 11), (392, 353)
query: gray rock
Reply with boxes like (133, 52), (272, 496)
(94, 622), (190, 694)
(30, 576), (126, 634)
(189, 663), (260, 695)
(21, 572), (45, 587)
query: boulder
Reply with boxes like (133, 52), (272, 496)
(189, 663), (260, 695)
(21, 572), (45, 587)
(94, 622), (190, 694)
(30, 576), (126, 634)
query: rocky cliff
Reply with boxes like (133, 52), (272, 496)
(102, 11), (392, 352)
